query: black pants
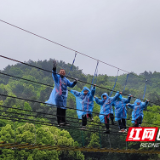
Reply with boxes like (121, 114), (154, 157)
(82, 114), (92, 126)
(134, 116), (142, 127)
(105, 113), (114, 130)
(57, 108), (66, 124)
(118, 118), (126, 129)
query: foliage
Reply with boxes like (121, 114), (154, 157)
(0, 59), (159, 159)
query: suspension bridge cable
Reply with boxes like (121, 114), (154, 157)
(0, 113), (127, 136)
(0, 19), (159, 153)
(0, 19), (154, 84)
(0, 93), (119, 117)
(0, 94), (158, 137)
(1, 102), (158, 130)
(0, 71), (159, 128)
(0, 142), (158, 154)
(0, 91), (158, 123)
(0, 19), (128, 73)
(0, 71), (53, 88)
(0, 55), (117, 93)
(0, 71), (159, 117)
(0, 98), (131, 135)
(1, 102), (147, 134)
(0, 71), (159, 119)
(109, 69), (119, 97)
(0, 55), (157, 106)
(1, 106), (109, 130)
(0, 96), (159, 136)
(0, 96), (130, 130)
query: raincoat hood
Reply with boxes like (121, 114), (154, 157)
(101, 93), (109, 100)
(70, 86), (95, 119)
(81, 86), (91, 95)
(134, 99), (142, 105)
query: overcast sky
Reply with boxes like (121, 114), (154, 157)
(0, 0), (160, 76)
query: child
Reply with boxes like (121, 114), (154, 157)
(46, 60), (77, 126)
(70, 85), (96, 130)
(126, 99), (149, 127)
(95, 92), (122, 134)
(112, 94), (132, 132)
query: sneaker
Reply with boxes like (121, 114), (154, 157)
(119, 129), (125, 133)
(80, 126), (87, 130)
(59, 122), (65, 126)
(65, 123), (70, 126)
(103, 129), (110, 134)
(57, 124), (60, 127)
(138, 124), (141, 127)
(90, 118), (94, 122)
(124, 129), (127, 132)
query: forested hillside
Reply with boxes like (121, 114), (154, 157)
(0, 59), (160, 160)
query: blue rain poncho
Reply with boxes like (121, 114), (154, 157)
(46, 71), (76, 109)
(70, 86), (95, 119)
(127, 99), (149, 123)
(112, 94), (131, 121)
(95, 92), (120, 123)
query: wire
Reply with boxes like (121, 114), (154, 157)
(142, 79), (147, 100)
(0, 99), (127, 130)
(0, 93), (112, 117)
(1, 70), (160, 118)
(123, 73), (129, 92)
(68, 51), (77, 76)
(0, 96), (159, 136)
(0, 94), (159, 139)
(0, 142), (158, 154)
(0, 113), (127, 136)
(0, 19), (128, 73)
(0, 71), (53, 88)
(0, 19), (159, 153)
(0, 55), (114, 92)
(0, 105), (105, 130)
(2, 105), (160, 130)
(0, 91), (157, 122)
(0, 98), (129, 135)
(91, 60), (99, 88)
(0, 73), (159, 126)
(0, 71), (159, 124)
(109, 69), (119, 97)
(0, 55), (158, 106)
(0, 55), (158, 129)
(0, 19), (155, 84)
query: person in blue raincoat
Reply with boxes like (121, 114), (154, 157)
(70, 85), (96, 130)
(112, 94), (132, 132)
(94, 91), (122, 133)
(46, 60), (77, 126)
(126, 99), (149, 127)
